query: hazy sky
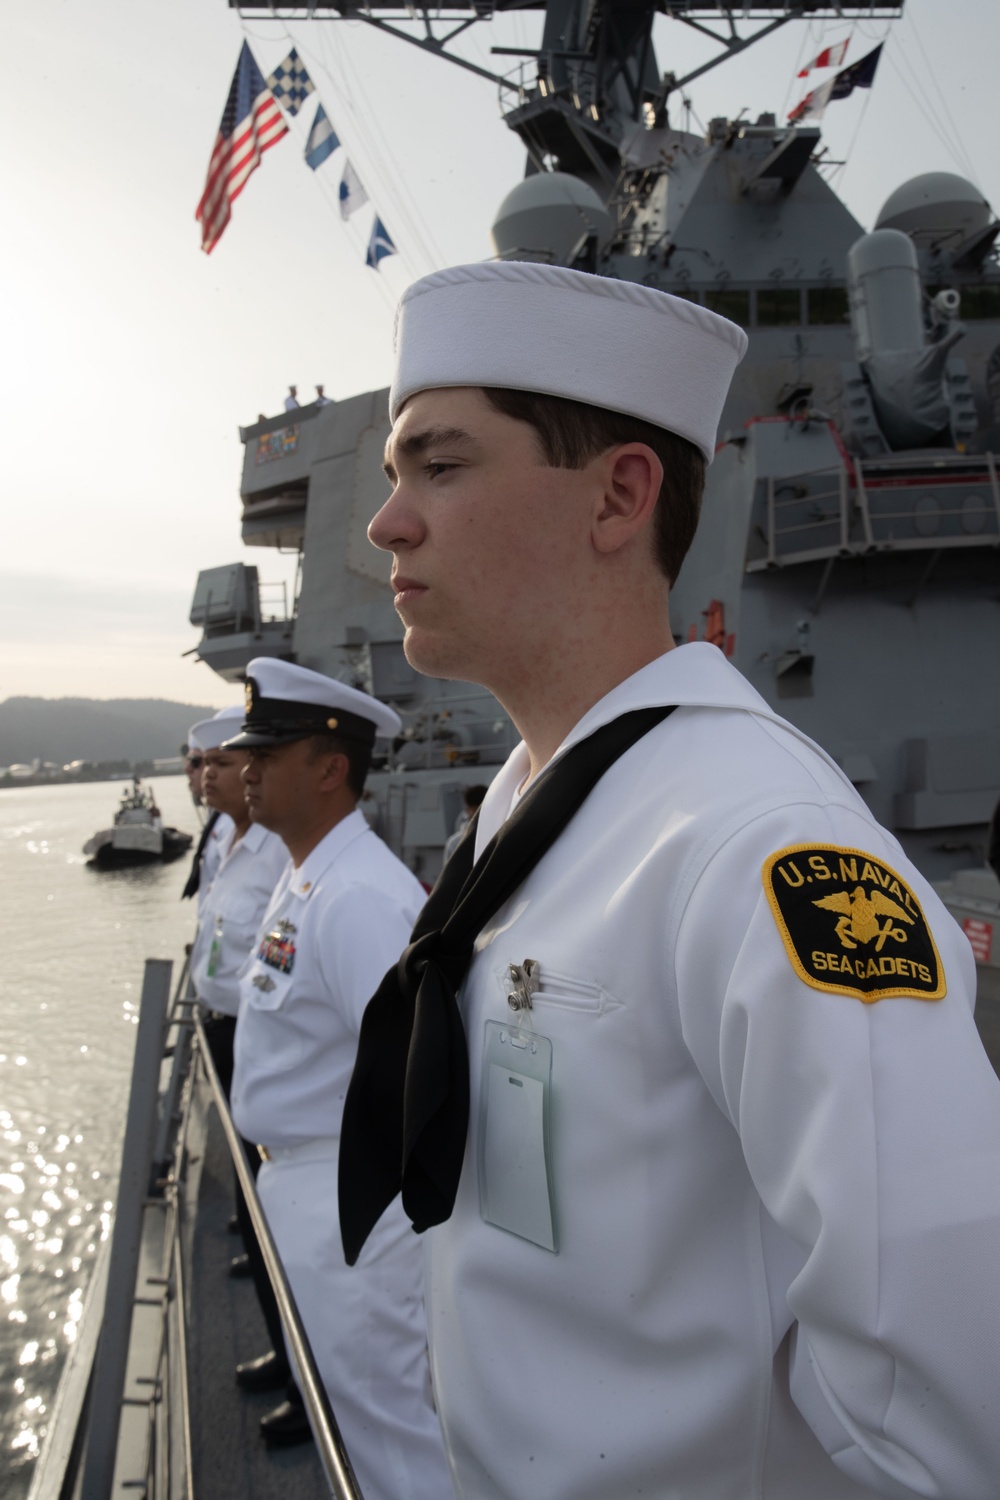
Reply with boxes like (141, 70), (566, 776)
(2, 0), (997, 708)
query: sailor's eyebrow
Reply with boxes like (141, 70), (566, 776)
(382, 426), (477, 479)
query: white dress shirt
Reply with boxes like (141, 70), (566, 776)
(230, 809), (452, 1500)
(232, 809), (425, 1147)
(424, 642), (1000, 1500)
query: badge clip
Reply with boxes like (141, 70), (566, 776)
(507, 958), (539, 1013)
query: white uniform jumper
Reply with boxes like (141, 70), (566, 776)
(425, 643), (1000, 1500)
(232, 810), (453, 1500)
(191, 820), (289, 1015)
(196, 810), (235, 920)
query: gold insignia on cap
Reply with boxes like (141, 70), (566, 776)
(327, 716), (338, 730)
(762, 844), (945, 1003)
(244, 681), (253, 713)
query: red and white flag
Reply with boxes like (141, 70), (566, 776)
(788, 43), (882, 124)
(196, 42), (288, 255)
(798, 38), (850, 77)
(787, 78), (836, 124)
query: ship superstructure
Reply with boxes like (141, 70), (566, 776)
(190, 2), (1000, 885)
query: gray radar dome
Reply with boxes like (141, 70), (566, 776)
(875, 172), (992, 242)
(491, 172), (611, 266)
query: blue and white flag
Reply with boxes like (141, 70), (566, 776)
(339, 159), (369, 220)
(304, 103), (340, 172)
(366, 216), (397, 271)
(267, 47), (314, 117)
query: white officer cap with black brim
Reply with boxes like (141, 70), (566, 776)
(224, 657), (401, 751)
(389, 262), (748, 464)
(188, 705), (246, 753)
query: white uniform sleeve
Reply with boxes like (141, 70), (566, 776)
(316, 884), (413, 1036)
(674, 796), (1000, 1500)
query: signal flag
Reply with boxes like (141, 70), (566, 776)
(366, 216), (397, 271)
(798, 38), (850, 77)
(788, 43), (882, 123)
(340, 160), (369, 220)
(305, 104), (341, 172)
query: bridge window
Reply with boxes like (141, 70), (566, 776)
(959, 285), (1000, 319)
(756, 288), (803, 326)
(806, 286), (849, 325)
(705, 288), (750, 326)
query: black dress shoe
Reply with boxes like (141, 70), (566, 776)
(228, 1253), (251, 1279)
(260, 1398), (313, 1448)
(236, 1350), (291, 1392)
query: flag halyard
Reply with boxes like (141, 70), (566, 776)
(196, 42), (288, 255)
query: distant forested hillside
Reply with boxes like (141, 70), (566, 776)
(0, 698), (225, 767)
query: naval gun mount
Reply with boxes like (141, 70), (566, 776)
(669, 172), (1000, 885)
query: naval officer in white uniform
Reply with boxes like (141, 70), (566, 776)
(337, 262), (1000, 1500)
(228, 658), (454, 1500)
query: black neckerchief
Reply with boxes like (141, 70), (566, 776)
(181, 808), (220, 901)
(338, 704), (676, 1265)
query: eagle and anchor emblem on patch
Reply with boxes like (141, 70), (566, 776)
(763, 844), (945, 1003)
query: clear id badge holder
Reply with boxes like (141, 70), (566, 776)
(478, 997), (557, 1253)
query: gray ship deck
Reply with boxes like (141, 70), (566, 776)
(185, 1097), (326, 1500)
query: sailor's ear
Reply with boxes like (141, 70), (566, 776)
(591, 443), (663, 555)
(316, 750), (351, 793)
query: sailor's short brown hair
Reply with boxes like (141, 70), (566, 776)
(480, 387), (705, 587)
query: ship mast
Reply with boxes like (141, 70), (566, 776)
(231, 2), (904, 193)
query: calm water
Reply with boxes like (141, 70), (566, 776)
(0, 777), (200, 1495)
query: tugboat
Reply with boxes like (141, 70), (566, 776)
(83, 777), (193, 868)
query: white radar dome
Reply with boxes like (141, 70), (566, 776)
(875, 172), (992, 242)
(491, 171), (612, 266)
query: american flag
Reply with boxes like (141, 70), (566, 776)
(196, 42), (288, 255)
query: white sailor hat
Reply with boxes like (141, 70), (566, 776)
(390, 261), (748, 463)
(188, 705), (246, 753)
(224, 657), (401, 750)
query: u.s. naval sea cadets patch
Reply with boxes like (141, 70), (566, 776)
(762, 844), (945, 1003)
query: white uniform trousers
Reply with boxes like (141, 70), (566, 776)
(257, 1142), (454, 1500)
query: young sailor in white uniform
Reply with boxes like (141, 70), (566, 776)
(338, 262), (1000, 1500)
(228, 658), (453, 1500)
(182, 714), (237, 914)
(188, 705), (293, 1405)
(190, 707), (289, 1025)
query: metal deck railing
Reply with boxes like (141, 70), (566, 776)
(746, 451), (1000, 572)
(192, 1013), (364, 1500)
(28, 957), (365, 1500)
